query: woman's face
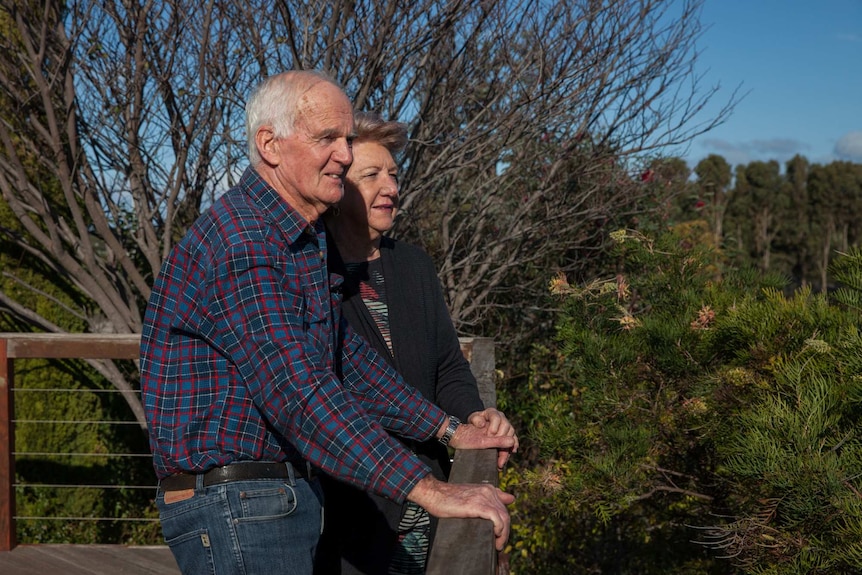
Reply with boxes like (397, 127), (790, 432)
(340, 141), (399, 241)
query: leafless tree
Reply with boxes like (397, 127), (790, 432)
(0, 0), (737, 422)
(0, 0), (253, 425)
(254, 0), (737, 336)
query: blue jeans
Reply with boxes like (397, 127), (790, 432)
(157, 466), (323, 575)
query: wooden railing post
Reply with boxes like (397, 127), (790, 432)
(0, 336), (17, 551)
(426, 337), (500, 575)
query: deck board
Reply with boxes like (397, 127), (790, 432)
(0, 545), (180, 574)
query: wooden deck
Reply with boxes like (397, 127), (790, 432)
(0, 544), (179, 574)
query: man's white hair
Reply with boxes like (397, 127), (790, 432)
(245, 70), (343, 166)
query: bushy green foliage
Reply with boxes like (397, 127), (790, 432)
(501, 224), (862, 574)
(11, 358), (161, 544)
(831, 246), (862, 313)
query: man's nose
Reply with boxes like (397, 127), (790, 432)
(334, 139), (353, 165)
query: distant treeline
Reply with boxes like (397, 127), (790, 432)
(646, 154), (862, 290)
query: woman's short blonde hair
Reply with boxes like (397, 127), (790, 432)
(353, 111), (408, 155)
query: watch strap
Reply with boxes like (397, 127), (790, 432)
(438, 415), (461, 447)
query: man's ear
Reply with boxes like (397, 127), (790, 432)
(255, 126), (279, 166)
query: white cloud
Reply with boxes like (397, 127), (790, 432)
(837, 33), (862, 43)
(696, 139), (752, 168)
(834, 131), (862, 161)
(696, 137), (811, 168)
(750, 138), (808, 156)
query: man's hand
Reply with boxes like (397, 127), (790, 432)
(466, 408), (518, 468)
(407, 475), (515, 550)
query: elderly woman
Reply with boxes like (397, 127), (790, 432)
(316, 111), (517, 575)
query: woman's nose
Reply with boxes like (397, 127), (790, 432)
(382, 175), (399, 195)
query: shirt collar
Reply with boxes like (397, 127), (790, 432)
(239, 166), (322, 243)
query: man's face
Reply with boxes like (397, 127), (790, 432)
(271, 81), (354, 222)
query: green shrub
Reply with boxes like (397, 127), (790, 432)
(12, 358), (161, 544)
(502, 225), (862, 574)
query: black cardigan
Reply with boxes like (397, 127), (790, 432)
(315, 233), (485, 575)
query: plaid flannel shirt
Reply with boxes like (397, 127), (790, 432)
(140, 167), (446, 502)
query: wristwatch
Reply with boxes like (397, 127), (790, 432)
(438, 415), (461, 447)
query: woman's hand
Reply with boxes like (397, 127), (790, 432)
(466, 408), (519, 468)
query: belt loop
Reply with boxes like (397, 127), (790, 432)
(195, 473), (205, 491)
(285, 462), (297, 486)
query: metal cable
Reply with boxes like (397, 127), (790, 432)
(16, 483), (157, 490)
(14, 452), (152, 458)
(15, 516), (159, 522)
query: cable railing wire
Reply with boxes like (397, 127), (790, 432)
(14, 388), (133, 393)
(15, 419), (142, 425)
(16, 516), (159, 522)
(19, 483), (157, 489)
(9, 386), (160, 538)
(15, 451), (153, 458)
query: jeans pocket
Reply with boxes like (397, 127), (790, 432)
(163, 528), (215, 575)
(236, 483), (297, 523)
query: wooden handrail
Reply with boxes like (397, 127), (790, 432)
(0, 333), (500, 573)
(0, 333), (141, 360)
(426, 337), (500, 575)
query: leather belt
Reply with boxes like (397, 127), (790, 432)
(160, 461), (315, 492)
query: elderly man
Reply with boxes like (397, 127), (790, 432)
(140, 70), (516, 575)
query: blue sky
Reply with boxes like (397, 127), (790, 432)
(683, 0), (862, 170)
